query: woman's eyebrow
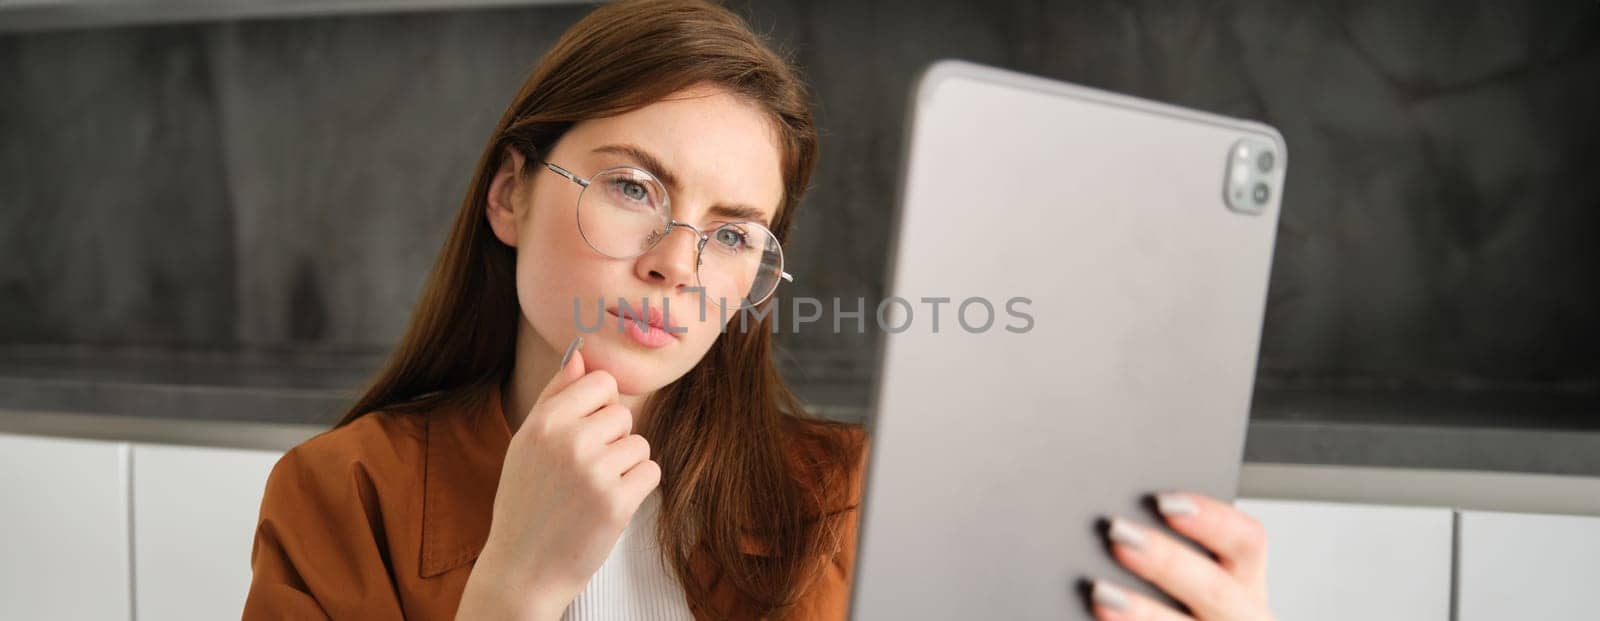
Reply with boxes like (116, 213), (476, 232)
(590, 143), (773, 227)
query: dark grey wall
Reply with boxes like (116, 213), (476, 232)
(3, 0), (1597, 414)
(0, 6), (589, 349)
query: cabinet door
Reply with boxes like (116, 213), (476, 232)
(0, 433), (132, 621)
(131, 443), (283, 621)
(1457, 509), (1600, 621)
(1235, 498), (1453, 621)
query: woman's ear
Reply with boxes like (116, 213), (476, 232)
(486, 146), (528, 248)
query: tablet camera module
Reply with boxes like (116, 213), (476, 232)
(1224, 138), (1276, 215)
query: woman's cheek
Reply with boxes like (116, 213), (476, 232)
(517, 262), (589, 343)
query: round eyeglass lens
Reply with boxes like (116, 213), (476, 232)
(577, 168), (670, 258)
(696, 222), (784, 310)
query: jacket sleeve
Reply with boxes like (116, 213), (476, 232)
(242, 443), (407, 620)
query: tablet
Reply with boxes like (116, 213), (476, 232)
(849, 60), (1286, 619)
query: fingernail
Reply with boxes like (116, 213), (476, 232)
(1091, 579), (1130, 611)
(1156, 493), (1199, 517)
(559, 336), (583, 369)
(1108, 518), (1146, 550)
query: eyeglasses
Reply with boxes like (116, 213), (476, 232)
(543, 161), (793, 310)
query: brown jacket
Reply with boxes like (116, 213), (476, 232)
(243, 385), (866, 620)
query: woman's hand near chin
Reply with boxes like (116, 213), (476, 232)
(1090, 492), (1276, 621)
(456, 337), (662, 621)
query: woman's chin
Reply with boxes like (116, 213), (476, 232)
(579, 343), (677, 396)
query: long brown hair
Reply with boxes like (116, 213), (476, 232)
(334, 0), (864, 617)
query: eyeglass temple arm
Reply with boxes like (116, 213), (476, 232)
(781, 272), (794, 283)
(544, 162), (589, 187)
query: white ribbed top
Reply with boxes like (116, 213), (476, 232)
(560, 489), (696, 621)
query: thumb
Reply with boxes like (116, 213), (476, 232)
(539, 335), (587, 402)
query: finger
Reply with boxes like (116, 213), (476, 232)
(533, 370), (620, 426)
(1105, 517), (1250, 620)
(576, 403), (634, 448)
(1089, 578), (1194, 621)
(1154, 492), (1268, 587)
(619, 458), (662, 498)
(597, 434), (651, 479)
(538, 335), (587, 402)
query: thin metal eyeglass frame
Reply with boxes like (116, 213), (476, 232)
(542, 161), (795, 308)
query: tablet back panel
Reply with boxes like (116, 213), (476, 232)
(850, 60), (1287, 620)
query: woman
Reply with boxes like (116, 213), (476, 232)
(243, 1), (1278, 620)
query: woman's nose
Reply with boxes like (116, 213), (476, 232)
(635, 224), (700, 291)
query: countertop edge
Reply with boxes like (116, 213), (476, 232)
(0, 407), (325, 452)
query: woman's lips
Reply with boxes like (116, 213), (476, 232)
(605, 306), (680, 348)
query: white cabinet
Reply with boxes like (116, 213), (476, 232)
(132, 443), (283, 621)
(0, 433), (132, 621)
(1235, 498), (1454, 621)
(1456, 510), (1600, 621)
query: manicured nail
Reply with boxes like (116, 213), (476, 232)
(1108, 518), (1146, 550)
(1156, 493), (1199, 517)
(559, 336), (583, 369)
(1091, 579), (1130, 611)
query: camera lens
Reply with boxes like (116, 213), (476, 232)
(1252, 183), (1270, 204)
(1257, 151), (1275, 173)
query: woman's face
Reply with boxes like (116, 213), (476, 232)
(493, 84), (786, 396)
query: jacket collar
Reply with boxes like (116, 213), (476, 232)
(417, 384), (776, 581)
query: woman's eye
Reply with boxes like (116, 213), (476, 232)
(611, 179), (651, 203)
(713, 227), (748, 249)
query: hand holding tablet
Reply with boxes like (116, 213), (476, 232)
(1092, 491), (1276, 621)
